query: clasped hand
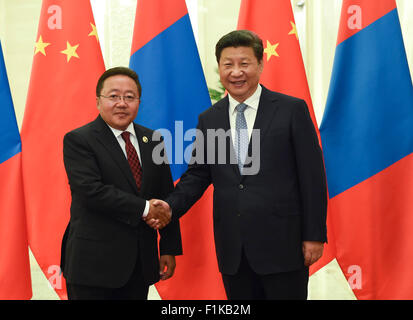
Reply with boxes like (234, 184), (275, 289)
(143, 199), (171, 230)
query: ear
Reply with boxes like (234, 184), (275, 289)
(96, 96), (101, 110)
(258, 59), (264, 73)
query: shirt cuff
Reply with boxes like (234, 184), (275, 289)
(142, 200), (149, 217)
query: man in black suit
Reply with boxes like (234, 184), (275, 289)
(60, 67), (182, 300)
(152, 30), (327, 300)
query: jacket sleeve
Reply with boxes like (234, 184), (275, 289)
(291, 100), (328, 242)
(165, 114), (212, 219)
(157, 146), (183, 256)
(63, 130), (146, 227)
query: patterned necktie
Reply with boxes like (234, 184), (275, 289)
(235, 103), (249, 174)
(121, 131), (142, 191)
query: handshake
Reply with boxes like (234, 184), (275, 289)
(143, 199), (172, 230)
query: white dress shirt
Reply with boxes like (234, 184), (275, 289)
(106, 122), (149, 217)
(228, 84), (262, 145)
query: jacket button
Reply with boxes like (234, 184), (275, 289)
(239, 184), (244, 190)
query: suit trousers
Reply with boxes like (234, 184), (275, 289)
(221, 250), (309, 300)
(66, 256), (149, 300)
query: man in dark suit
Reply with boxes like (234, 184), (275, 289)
(152, 30), (327, 300)
(60, 67), (182, 300)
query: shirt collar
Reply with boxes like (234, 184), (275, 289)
(107, 122), (136, 140)
(228, 84), (262, 115)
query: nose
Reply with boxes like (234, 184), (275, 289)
(115, 96), (128, 106)
(231, 66), (243, 77)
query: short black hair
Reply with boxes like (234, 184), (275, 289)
(215, 30), (263, 63)
(96, 66), (142, 97)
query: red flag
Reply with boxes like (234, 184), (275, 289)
(237, 0), (335, 274)
(238, 0), (317, 129)
(21, 0), (105, 299)
(0, 41), (32, 300)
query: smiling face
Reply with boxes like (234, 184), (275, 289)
(218, 46), (263, 103)
(97, 74), (139, 131)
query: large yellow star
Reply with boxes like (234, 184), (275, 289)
(61, 41), (80, 62)
(288, 21), (298, 40)
(34, 35), (51, 56)
(88, 23), (99, 42)
(263, 40), (279, 62)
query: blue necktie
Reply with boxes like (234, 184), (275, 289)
(235, 103), (248, 174)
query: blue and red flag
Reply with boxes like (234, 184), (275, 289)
(129, 0), (226, 299)
(320, 0), (413, 299)
(0, 40), (32, 299)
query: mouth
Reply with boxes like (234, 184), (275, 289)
(230, 80), (246, 88)
(114, 112), (129, 117)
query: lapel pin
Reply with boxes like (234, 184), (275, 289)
(142, 136), (149, 143)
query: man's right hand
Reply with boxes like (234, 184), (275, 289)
(144, 199), (172, 230)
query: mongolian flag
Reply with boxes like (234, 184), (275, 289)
(237, 0), (335, 275)
(319, 0), (413, 299)
(21, 0), (105, 299)
(0, 40), (32, 300)
(129, 0), (226, 299)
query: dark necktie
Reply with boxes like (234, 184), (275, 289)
(121, 131), (142, 191)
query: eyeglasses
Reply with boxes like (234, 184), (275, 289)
(99, 94), (139, 103)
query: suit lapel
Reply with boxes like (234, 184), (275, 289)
(133, 123), (153, 196)
(251, 86), (280, 140)
(214, 96), (240, 177)
(241, 86), (280, 181)
(92, 116), (140, 194)
(214, 95), (231, 132)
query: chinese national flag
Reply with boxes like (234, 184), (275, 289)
(237, 0), (335, 275)
(21, 0), (105, 299)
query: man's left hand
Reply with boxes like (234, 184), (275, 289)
(302, 241), (324, 267)
(159, 255), (176, 281)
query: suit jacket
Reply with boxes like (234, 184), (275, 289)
(166, 85), (327, 275)
(60, 115), (182, 288)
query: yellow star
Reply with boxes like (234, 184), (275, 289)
(263, 40), (279, 62)
(61, 41), (79, 62)
(34, 35), (51, 56)
(88, 23), (99, 42)
(288, 21), (298, 40)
